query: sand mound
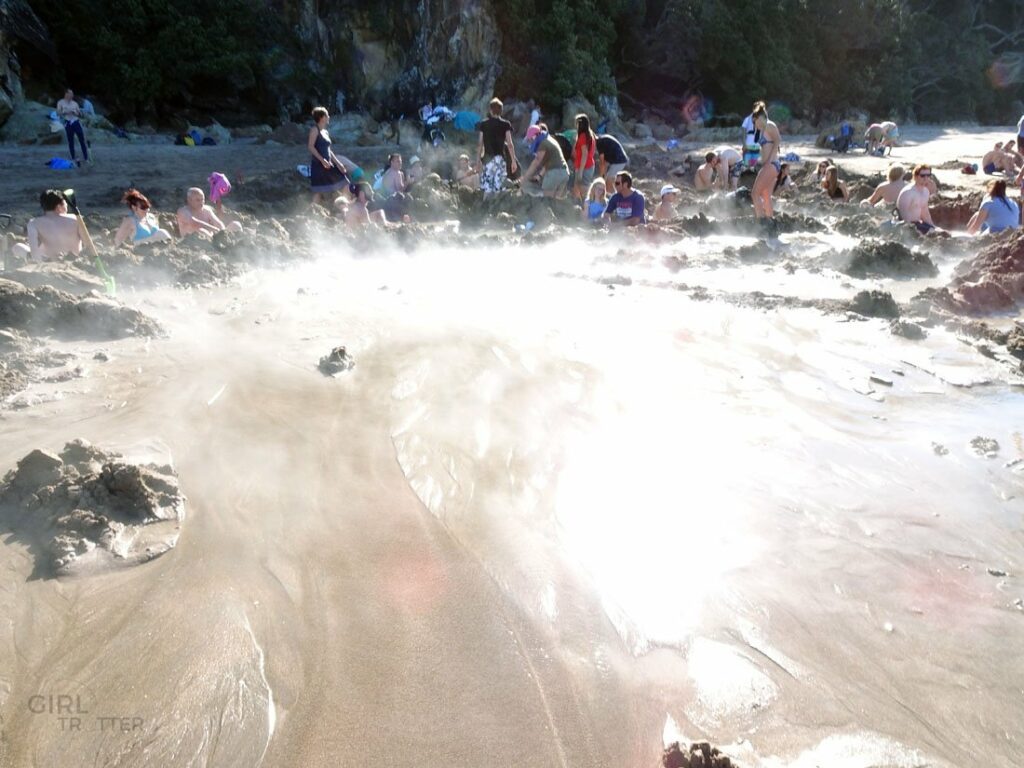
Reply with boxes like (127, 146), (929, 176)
(0, 278), (163, 339)
(841, 241), (938, 279)
(0, 440), (186, 577)
(849, 290), (900, 318)
(941, 229), (1024, 314)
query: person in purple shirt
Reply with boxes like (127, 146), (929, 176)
(603, 171), (646, 226)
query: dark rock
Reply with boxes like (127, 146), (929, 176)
(890, 318), (926, 339)
(849, 290), (900, 318)
(969, 436), (999, 456)
(943, 229), (1024, 314)
(318, 346), (355, 376)
(842, 241), (938, 279)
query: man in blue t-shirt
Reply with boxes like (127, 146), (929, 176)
(603, 171), (646, 226)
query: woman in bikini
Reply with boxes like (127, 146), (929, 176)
(751, 105), (782, 219)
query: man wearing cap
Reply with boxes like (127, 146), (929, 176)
(475, 98), (519, 195)
(522, 124), (570, 198)
(10, 189), (83, 262)
(654, 184), (680, 221)
(407, 155), (426, 186)
(603, 171), (646, 226)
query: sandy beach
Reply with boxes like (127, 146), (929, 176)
(0, 125), (1022, 768)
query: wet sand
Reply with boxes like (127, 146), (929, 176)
(0, 129), (1023, 768)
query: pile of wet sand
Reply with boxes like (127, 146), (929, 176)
(0, 439), (186, 577)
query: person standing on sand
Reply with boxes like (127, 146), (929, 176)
(9, 189), (83, 262)
(750, 104), (782, 219)
(307, 106), (351, 205)
(862, 165), (907, 207)
(475, 98), (519, 195)
(896, 165), (937, 234)
(572, 114), (598, 198)
(712, 146), (742, 190)
(56, 89), (89, 165)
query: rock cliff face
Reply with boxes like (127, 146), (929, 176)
(277, 0), (500, 118)
(0, 0), (56, 125)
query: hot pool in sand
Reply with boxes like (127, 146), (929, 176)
(0, 231), (1021, 767)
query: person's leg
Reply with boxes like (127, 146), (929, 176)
(65, 122), (77, 160)
(73, 122), (89, 161)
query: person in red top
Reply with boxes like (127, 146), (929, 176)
(572, 114), (597, 200)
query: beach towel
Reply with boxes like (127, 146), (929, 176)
(453, 111), (481, 133)
(208, 172), (232, 203)
(783, 152), (800, 162)
(46, 158), (75, 169)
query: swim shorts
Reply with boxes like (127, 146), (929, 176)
(984, 163), (997, 175)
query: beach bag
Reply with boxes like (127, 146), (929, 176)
(188, 128), (202, 144)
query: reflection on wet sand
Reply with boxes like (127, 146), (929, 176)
(0, 237), (1022, 767)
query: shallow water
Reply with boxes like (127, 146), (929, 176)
(0, 233), (1021, 767)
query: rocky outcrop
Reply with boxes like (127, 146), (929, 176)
(0, 0), (56, 127)
(933, 229), (1024, 314)
(841, 241), (938, 279)
(279, 0), (500, 118)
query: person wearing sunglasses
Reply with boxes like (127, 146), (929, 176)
(603, 171), (646, 226)
(114, 189), (172, 247)
(896, 165), (937, 234)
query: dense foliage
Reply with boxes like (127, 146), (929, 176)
(23, 0), (1024, 124)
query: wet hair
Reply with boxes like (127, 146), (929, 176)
(887, 165), (905, 182)
(39, 189), (66, 212)
(988, 178), (1011, 209)
(122, 188), (151, 210)
(312, 106), (329, 123)
(586, 178), (606, 201)
(615, 170), (633, 189)
(489, 98), (503, 116)
(575, 114), (595, 151)
(705, 151), (716, 163)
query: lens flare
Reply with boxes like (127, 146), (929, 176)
(988, 53), (1024, 88)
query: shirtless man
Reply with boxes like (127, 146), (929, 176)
(10, 189), (83, 262)
(712, 146), (742, 189)
(1002, 138), (1024, 170)
(695, 152), (717, 191)
(176, 188), (243, 237)
(344, 182), (390, 228)
(896, 164), (936, 233)
(861, 165), (907, 207)
(981, 142), (1015, 175)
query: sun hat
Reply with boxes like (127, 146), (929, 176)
(660, 184), (680, 197)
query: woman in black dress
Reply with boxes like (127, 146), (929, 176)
(307, 106), (351, 205)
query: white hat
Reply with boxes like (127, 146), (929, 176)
(409, 155), (422, 165)
(660, 184), (680, 197)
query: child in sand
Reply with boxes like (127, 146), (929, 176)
(581, 178), (608, 223)
(654, 185), (680, 220)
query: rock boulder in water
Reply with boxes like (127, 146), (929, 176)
(0, 440), (186, 577)
(849, 290), (900, 318)
(842, 241), (938, 279)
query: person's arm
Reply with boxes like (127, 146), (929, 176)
(114, 217), (134, 246)
(921, 197), (935, 226)
(330, 151), (353, 174)
(203, 206), (227, 230)
(524, 151), (544, 181)
(862, 184), (884, 206)
(839, 181), (849, 202)
(603, 194), (617, 221)
(504, 130), (519, 173)
(477, 132), (485, 169)
(966, 208), (986, 234)
(26, 220), (42, 260)
(308, 128), (331, 168)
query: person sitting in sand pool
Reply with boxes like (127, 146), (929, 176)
(176, 188), (243, 237)
(981, 142), (1016, 175)
(345, 182), (381, 228)
(695, 152), (717, 191)
(862, 165), (907, 207)
(454, 154), (480, 190)
(967, 179), (1020, 234)
(9, 189), (83, 262)
(773, 163), (796, 196)
(114, 189), (172, 247)
(896, 165), (937, 234)
(406, 155), (426, 187)
(750, 104), (782, 219)
(307, 106), (352, 205)
(604, 171), (646, 226)
(814, 158), (834, 185)
(820, 165), (849, 202)
(522, 124), (570, 198)
(1001, 138), (1023, 170)
(374, 153), (414, 221)
(582, 178), (608, 223)
(654, 184), (680, 220)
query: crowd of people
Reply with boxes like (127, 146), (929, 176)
(8, 90), (1024, 262)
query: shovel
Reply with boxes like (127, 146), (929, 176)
(63, 188), (115, 296)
